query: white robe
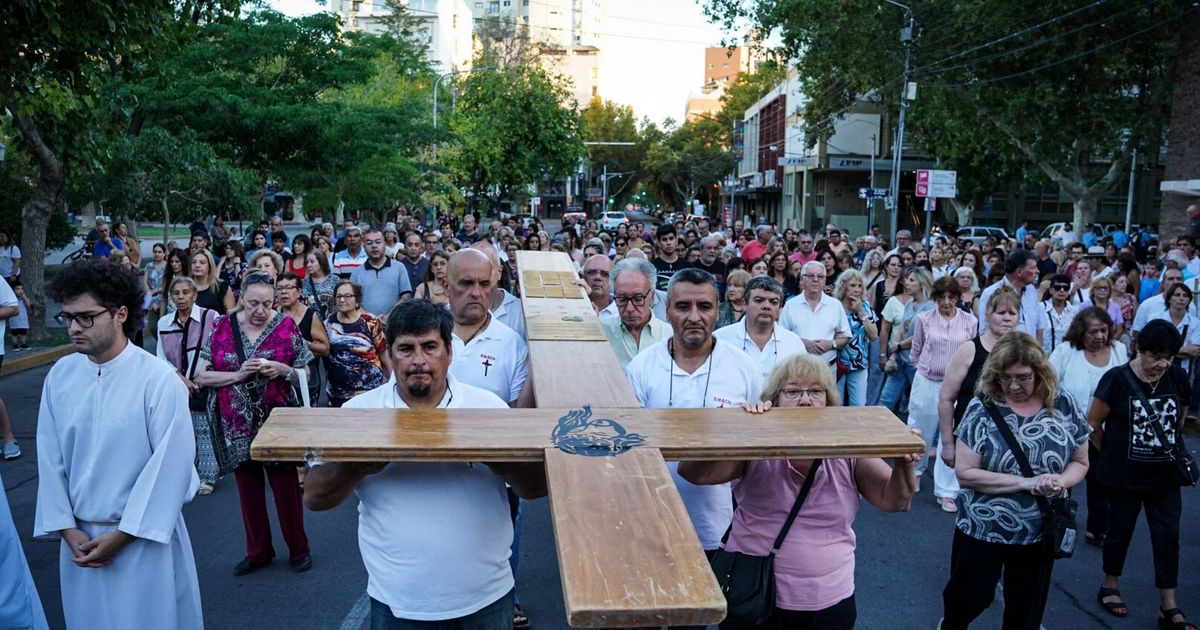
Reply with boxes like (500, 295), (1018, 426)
(34, 342), (202, 630)
(1, 471), (48, 630)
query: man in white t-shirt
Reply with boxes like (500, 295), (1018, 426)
(625, 268), (760, 552)
(469, 242), (526, 338)
(714, 275), (806, 380)
(779, 261), (851, 366)
(304, 300), (545, 628)
(443, 249), (531, 406)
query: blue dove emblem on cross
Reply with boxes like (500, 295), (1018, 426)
(550, 404), (647, 457)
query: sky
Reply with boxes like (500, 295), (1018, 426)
(268, 0), (736, 125)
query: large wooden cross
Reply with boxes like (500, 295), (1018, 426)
(252, 251), (923, 628)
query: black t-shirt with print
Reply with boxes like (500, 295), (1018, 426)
(652, 256), (693, 292)
(1093, 363), (1191, 490)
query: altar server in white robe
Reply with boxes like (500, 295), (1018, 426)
(1, 470), (48, 630)
(35, 260), (202, 630)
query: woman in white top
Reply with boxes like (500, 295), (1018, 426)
(1048, 306), (1126, 548)
(1150, 281), (1200, 372)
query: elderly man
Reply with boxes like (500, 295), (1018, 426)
(601, 258), (672, 369)
(423, 231), (441, 257)
(582, 254), (615, 319)
(1034, 239), (1057, 284)
(714, 276), (806, 380)
(780, 261), (851, 367)
(625, 268), (760, 555)
(304, 300), (545, 629)
(740, 225), (771, 263)
(469, 242), (526, 338)
(456, 214), (481, 245)
(351, 230), (413, 316)
(977, 249), (1045, 343)
(623, 249), (669, 321)
(788, 230), (818, 264)
(887, 229), (913, 256)
(332, 226), (367, 278)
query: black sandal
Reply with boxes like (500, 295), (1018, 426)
(1085, 531), (1104, 547)
(1159, 608), (1199, 630)
(513, 603), (531, 629)
(1098, 587), (1128, 617)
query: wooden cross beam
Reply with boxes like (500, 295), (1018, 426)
(251, 251), (923, 628)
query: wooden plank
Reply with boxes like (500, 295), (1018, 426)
(545, 447), (725, 628)
(250, 406), (924, 463)
(524, 298), (608, 341)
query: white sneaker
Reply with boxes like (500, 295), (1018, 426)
(2, 441), (20, 460)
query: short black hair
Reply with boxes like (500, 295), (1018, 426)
(666, 267), (718, 297)
(48, 260), (145, 337)
(271, 231), (288, 243)
(656, 223), (677, 239)
(384, 299), (454, 349)
(1004, 249), (1036, 274)
(1138, 319), (1183, 357)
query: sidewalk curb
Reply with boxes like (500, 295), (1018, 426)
(1, 344), (73, 377)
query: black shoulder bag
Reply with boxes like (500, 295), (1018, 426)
(710, 459), (823, 626)
(1119, 368), (1200, 487)
(980, 399), (1077, 559)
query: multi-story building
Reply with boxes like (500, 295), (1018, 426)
(469, 0), (605, 106)
(328, 0), (475, 73)
(685, 47), (756, 122)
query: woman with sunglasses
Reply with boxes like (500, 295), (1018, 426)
(193, 272), (314, 575)
(1040, 273), (1078, 355)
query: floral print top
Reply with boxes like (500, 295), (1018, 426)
(324, 312), (388, 402)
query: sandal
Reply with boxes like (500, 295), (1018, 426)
(1085, 532), (1104, 547)
(198, 483), (214, 496)
(513, 603), (531, 629)
(1098, 587), (1128, 618)
(1159, 608), (1199, 630)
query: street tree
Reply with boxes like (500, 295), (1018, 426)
(642, 118), (735, 212)
(581, 98), (645, 208)
(705, 0), (1186, 229)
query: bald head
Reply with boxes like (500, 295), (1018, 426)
(444, 249), (493, 324)
(582, 254), (613, 302)
(469, 240), (503, 284)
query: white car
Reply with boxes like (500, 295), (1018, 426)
(599, 211), (629, 232)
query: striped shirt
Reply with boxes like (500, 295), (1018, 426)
(911, 307), (979, 381)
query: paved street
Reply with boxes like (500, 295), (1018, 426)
(3, 355), (1197, 629)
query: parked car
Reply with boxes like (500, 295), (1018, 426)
(955, 226), (1011, 247)
(561, 211), (587, 224)
(599, 211), (629, 232)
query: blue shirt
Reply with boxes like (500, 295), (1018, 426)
(1111, 230), (1128, 248)
(1082, 231), (1098, 248)
(92, 236), (124, 259)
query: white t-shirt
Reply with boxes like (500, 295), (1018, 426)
(713, 320), (808, 381)
(1049, 342), (1126, 418)
(1149, 311), (1200, 372)
(0, 280), (18, 355)
(0, 244), (19, 278)
(339, 376), (514, 621)
(779, 293), (851, 363)
(451, 316), (529, 404)
(491, 290), (526, 339)
(625, 337), (761, 550)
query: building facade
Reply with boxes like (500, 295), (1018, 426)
(328, 0), (475, 73)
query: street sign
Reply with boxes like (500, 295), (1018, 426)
(858, 187), (891, 199)
(915, 169), (957, 198)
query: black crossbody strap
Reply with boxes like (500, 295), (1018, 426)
(980, 397), (1053, 516)
(719, 459), (824, 553)
(1119, 367), (1180, 456)
(229, 313), (248, 363)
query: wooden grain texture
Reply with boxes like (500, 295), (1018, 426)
(250, 405), (924, 463)
(545, 447), (726, 628)
(524, 297), (608, 341)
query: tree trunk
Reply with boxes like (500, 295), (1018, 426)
(1073, 193), (1100, 236)
(161, 195), (171, 246)
(950, 198), (975, 227)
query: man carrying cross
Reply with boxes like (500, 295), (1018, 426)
(625, 268), (761, 630)
(304, 300), (546, 629)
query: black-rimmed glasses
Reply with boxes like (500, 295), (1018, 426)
(55, 309), (113, 329)
(614, 290), (651, 308)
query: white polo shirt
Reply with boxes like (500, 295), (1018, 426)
(713, 320), (808, 381)
(491, 290), (526, 340)
(779, 292), (851, 363)
(451, 316), (529, 404)
(340, 376), (513, 621)
(625, 337), (761, 550)
(597, 300), (618, 321)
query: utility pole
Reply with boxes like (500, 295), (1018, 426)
(885, 0), (915, 247)
(1124, 148), (1138, 235)
(868, 134), (876, 231)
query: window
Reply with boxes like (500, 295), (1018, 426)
(475, 2), (482, 7)
(489, 1), (499, 14)
(503, 0), (510, 5)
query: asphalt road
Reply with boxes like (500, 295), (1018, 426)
(3, 342), (1198, 628)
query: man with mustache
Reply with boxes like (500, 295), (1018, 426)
(305, 300), (546, 628)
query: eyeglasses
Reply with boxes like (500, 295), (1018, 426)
(780, 387), (826, 401)
(614, 290), (651, 308)
(275, 284), (298, 292)
(802, 273), (826, 279)
(999, 374), (1035, 386)
(1051, 284), (1070, 291)
(55, 309), (112, 329)
(335, 293), (357, 301)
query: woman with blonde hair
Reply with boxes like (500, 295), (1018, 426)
(834, 269), (878, 407)
(718, 269), (751, 328)
(878, 266), (934, 410)
(190, 248), (234, 314)
(942, 330), (1089, 630)
(680, 353), (923, 629)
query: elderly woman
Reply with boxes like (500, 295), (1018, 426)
(834, 269), (878, 407)
(1079, 276), (1125, 340)
(877, 266), (934, 411)
(1149, 282), (1200, 373)
(718, 269), (751, 328)
(1048, 307), (1126, 549)
(194, 272), (313, 575)
(324, 280), (390, 407)
(1087, 319), (1195, 629)
(679, 353), (923, 630)
(156, 277), (220, 494)
(908, 277), (978, 512)
(249, 249), (284, 281)
(276, 272), (329, 406)
(941, 332), (1089, 630)
(952, 266), (979, 315)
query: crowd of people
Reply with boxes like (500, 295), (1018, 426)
(2, 206), (1198, 630)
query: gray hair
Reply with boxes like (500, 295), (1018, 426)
(745, 275), (785, 299)
(897, 229), (912, 238)
(953, 266), (980, 293)
(833, 269), (867, 300)
(168, 276), (199, 294)
(611, 257), (657, 291)
(667, 268), (718, 298)
(755, 224), (771, 237)
(801, 260), (826, 276)
(701, 235), (722, 248)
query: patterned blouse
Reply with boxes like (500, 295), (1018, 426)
(954, 392), (1089, 545)
(324, 312), (388, 403)
(143, 261), (166, 311)
(838, 301), (877, 372)
(219, 262), (247, 303)
(202, 312), (313, 439)
(303, 274), (338, 320)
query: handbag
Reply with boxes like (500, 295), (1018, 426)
(1120, 368), (1200, 487)
(981, 399), (1078, 559)
(709, 459), (823, 626)
(181, 310), (212, 413)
